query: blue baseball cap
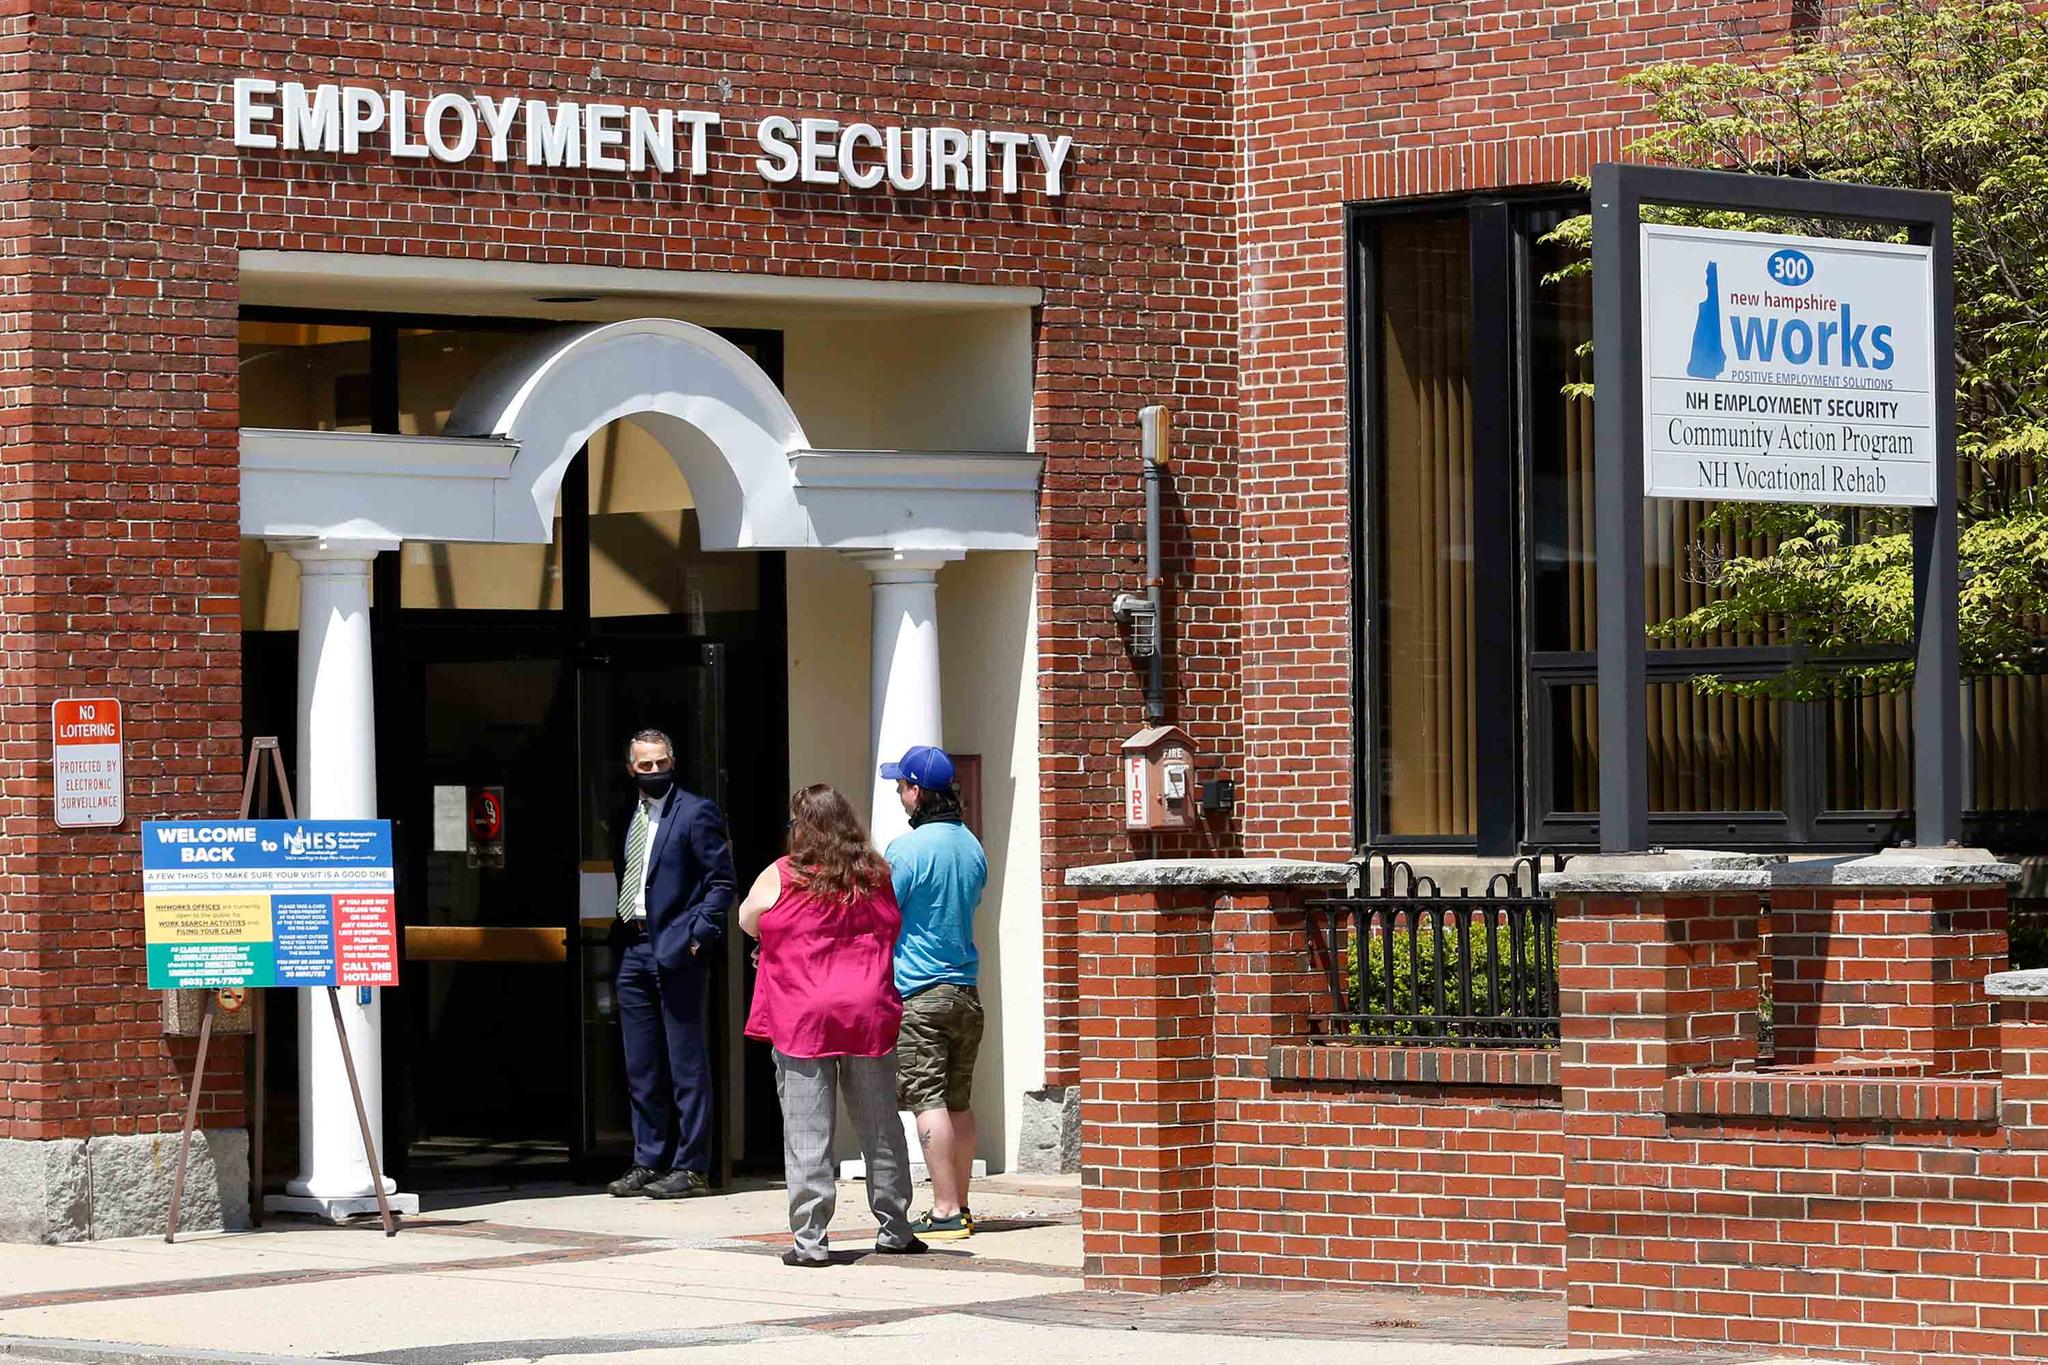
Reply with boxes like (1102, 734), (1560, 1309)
(880, 744), (955, 789)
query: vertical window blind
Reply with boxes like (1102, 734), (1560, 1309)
(1377, 216), (1476, 837)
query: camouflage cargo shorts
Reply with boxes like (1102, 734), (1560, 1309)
(896, 984), (984, 1113)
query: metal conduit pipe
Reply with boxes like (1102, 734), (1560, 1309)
(1111, 406), (1171, 723)
(1139, 405), (1169, 723)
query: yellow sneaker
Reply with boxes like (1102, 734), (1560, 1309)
(910, 1209), (972, 1240)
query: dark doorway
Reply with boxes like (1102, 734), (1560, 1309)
(372, 546), (790, 1189)
(240, 307), (792, 1192)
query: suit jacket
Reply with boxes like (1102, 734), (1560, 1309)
(613, 785), (736, 971)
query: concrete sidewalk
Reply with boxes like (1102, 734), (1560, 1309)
(0, 1175), (1833, 1365)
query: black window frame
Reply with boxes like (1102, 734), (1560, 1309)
(1346, 196), (2044, 855)
(1349, 194), (1572, 855)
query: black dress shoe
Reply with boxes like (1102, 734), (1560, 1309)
(781, 1248), (832, 1267)
(643, 1168), (711, 1199)
(607, 1165), (660, 1197)
(875, 1235), (929, 1255)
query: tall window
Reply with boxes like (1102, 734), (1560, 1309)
(1351, 199), (2047, 851)
(1522, 218), (1786, 830)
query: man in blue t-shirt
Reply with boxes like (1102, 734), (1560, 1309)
(880, 745), (988, 1241)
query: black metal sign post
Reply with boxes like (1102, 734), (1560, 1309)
(165, 737), (397, 1241)
(237, 736), (294, 1229)
(165, 739), (289, 1244)
(1592, 163), (1959, 854)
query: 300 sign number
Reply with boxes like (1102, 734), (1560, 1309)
(1766, 247), (1816, 287)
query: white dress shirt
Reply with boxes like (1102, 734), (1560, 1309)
(629, 795), (661, 921)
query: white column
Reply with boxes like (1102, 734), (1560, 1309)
(266, 538), (417, 1219)
(852, 550), (962, 850)
(844, 550), (967, 1177)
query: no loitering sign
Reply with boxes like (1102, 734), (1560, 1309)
(52, 698), (124, 828)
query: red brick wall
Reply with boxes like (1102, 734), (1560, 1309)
(1078, 886), (1218, 1290)
(1078, 881), (1566, 1295)
(0, 4), (43, 1137)
(0, 0), (1905, 1136)
(0, 0), (1240, 1135)
(1771, 886), (2007, 1073)
(1557, 884), (2048, 1365)
(0, 4), (34, 1140)
(1233, 0), (1807, 857)
(1080, 870), (2048, 1363)
(1222, 1049), (1565, 1293)
(0, 0), (251, 1139)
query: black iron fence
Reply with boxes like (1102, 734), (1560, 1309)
(2012, 901), (2048, 971)
(1304, 851), (1563, 1048)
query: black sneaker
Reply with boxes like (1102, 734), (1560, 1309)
(782, 1248), (831, 1267)
(875, 1235), (929, 1255)
(606, 1165), (660, 1197)
(644, 1168), (711, 1199)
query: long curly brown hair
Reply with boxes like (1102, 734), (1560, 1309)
(785, 784), (890, 902)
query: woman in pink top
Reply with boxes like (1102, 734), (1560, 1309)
(738, 784), (923, 1266)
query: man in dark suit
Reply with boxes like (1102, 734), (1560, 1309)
(607, 727), (735, 1199)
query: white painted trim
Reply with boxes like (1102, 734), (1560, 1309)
(242, 428), (519, 477)
(240, 428), (522, 543)
(240, 250), (1043, 311)
(239, 338), (1045, 551)
(788, 450), (1042, 492)
(792, 449), (1042, 551)
(443, 318), (814, 548)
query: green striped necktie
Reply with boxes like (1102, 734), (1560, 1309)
(616, 801), (651, 923)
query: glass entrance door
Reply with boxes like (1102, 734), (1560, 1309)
(243, 320), (796, 1187)
(380, 626), (781, 1184)
(392, 653), (581, 1183)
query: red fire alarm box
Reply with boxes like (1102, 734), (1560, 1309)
(1121, 725), (1200, 831)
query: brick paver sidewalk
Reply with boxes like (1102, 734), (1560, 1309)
(0, 1179), (1831, 1365)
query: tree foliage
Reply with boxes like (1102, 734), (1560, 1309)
(1550, 0), (2048, 697)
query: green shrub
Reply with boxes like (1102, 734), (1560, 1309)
(2011, 907), (2048, 970)
(1340, 911), (1558, 1041)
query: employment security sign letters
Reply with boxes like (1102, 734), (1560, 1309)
(1642, 224), (1936, 508)
(142, 821), (398, 991)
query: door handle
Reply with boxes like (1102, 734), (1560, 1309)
(403, 926), (568, 963)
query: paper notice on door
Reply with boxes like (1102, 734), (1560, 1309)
(432, 785), (466, 853)
(580, 870), (618, 923)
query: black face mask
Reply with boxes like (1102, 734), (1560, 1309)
(633, 769), (675, 800)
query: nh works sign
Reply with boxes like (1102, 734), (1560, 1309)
(1641, 224), (1937, 508)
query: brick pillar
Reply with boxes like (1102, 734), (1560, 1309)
(1989, 971), (2048, 1145)
(1771, 860), (2007, 1072)
(1075, 883), (1217, 1292)
(1550, 854), (1769, 1346)
(1068, 862), (1346, 1294)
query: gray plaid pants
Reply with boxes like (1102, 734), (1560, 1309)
(773, 1048), (916, 1259)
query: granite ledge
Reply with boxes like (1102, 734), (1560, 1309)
(1986, 969), (2048, 999)
(1546, 850), (1779, 896)
(1065, 858), (1351, 889)
(1765, 847), (2020, 888)
(1548, 847), (2021, 895)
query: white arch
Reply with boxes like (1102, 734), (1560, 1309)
(443, 317), (813, 549)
